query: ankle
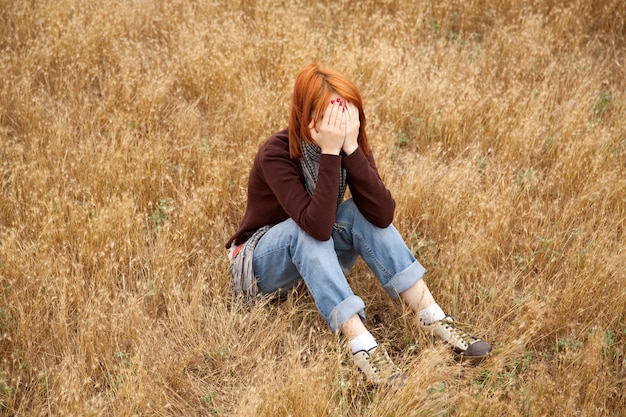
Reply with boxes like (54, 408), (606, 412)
(349, 331), (378, 354)
(418, 303), (446, 325)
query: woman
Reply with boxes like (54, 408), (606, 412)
(226, 64), (491, 385)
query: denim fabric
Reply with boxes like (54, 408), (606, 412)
(252, 199), (426, 333)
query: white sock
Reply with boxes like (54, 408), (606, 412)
(349, 331), (378, 354)
(419, 303), (446, 325)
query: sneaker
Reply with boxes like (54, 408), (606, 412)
(352, 345), (406, 387)
(421, 316), (492, 364)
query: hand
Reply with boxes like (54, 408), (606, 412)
(309, 99), (346, 155)
(342, 101), (360, 155)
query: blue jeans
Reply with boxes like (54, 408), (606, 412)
(252, 199), (427, 333)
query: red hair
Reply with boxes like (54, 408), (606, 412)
(288, 64), (370, 159)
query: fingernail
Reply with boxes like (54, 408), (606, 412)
(330, 99), (335, 104)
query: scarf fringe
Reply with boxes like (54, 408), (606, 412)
(229, 225), (271, 304)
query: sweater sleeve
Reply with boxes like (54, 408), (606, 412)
(259, 144), (342, 241)
(342, 148), (395, 227)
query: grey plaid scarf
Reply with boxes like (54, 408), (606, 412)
(229, 225), (271, 303)
(301, 140), (347, 205)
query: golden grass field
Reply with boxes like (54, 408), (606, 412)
(1, 0), (625, 415)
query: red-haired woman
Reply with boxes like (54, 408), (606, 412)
(226, 64), (491, 385)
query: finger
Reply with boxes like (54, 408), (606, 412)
(327, 100), (340, 127)
(349, 103), (360, 127)
(343, 101), (352, 122)
(338, 100), (348, 120)
(332, 99), (344, 126)
(337, 104), (348, 130)
(347, 102), (358, 120)
(322, 100), (335, 127)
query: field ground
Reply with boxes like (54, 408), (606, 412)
(1, 0), (625, 415)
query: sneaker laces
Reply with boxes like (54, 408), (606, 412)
(439, 317), (478, 349)
(370, 347), (401, 375)
(352, 345), (405, 386)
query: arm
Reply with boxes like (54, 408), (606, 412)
(343, 148), (395, 227)
(259, 142), (342, 241)
(341, 102), (395, 226)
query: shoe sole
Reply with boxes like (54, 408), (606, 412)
(453, 352), (490, 365)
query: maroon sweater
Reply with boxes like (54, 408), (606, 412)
(225, 129), (395, 248)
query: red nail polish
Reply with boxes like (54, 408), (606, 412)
(330, 99), (335, 104)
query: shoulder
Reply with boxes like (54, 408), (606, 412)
(258, 129), (291, 160)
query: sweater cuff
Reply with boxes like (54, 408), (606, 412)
(319, 153), (343, 168)
(341, 147), (368, 170)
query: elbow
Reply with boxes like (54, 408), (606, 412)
(300, 213), (335, 241)
(381, 217), (394, 229)
(371, 204), (395, 228)
(309, 229), (333, 241)
(375, 214), (394, 229)
(381, 200), (396, 227)
(299, 218), (333, 241)
(361, 211), (393, 229)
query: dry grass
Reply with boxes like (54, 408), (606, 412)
(1, 0), (625, 415)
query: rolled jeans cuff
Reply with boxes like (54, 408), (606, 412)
(382, 260), (427, 299)
(328, 295), (366, 334)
